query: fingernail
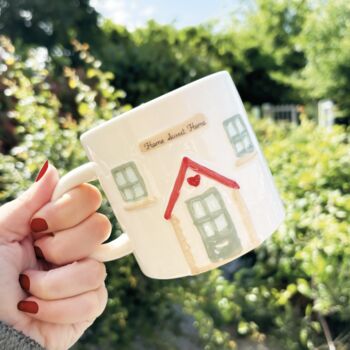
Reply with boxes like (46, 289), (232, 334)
(35, 160), (49, 182)
(34, 245), (45, 260)
(19, 274), (30, 291)
(17, 300), (38, 314)
(30, 218), (48, 232)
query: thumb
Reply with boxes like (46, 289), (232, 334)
(0, 161), (59, 243)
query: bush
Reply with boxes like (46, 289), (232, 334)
(1, 37), (349, 349)
(230, 117), (350, 349)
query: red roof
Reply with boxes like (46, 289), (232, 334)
(164, 157), (240, 220)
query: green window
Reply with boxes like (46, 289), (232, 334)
(111, 162), (148, 202)
(223, 114), (254, 157)
(186, 187), (242, 262)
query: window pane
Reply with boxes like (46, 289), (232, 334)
(204, 193), (221, 213)
(235, 141), (244, 154)
(242, 134), (252, 149)
(123, 187), (134, 201)
(114, 171), (126, 186)
(215, 214), (228, 231)
(235, 117), (245, 133)
(202, 222), (215, 238)
(192, 201), (206, 219)
(227, 122), (237, 138)
(133, 183), (145, 198)
(125, 166), (138, 183)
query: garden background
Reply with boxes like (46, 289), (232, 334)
(0, 0), (349, 349)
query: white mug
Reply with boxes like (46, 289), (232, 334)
(52, 71), (285, 279)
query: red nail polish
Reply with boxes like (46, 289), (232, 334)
(19, 274), (30, 291)
(35, 160), (49, 182)
(34, 245), (45, 260)
(17, 300), (38, 314)
(30, 218), (48, 232)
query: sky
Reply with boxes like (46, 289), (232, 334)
(90, 0), (251, 30)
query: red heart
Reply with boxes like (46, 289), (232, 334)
(187, 174), (201, 187)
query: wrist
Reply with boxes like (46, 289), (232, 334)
(0, 321), (45, 350)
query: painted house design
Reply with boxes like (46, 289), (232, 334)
(105, 110), (271, 277)
(81, 72), (285, 279)
(163, 156), (260, 274)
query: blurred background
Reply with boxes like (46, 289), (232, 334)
(0, 0), (349, 349)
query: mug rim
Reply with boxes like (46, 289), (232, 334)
(80, 70), (230, 144)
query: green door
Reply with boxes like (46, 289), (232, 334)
(186, 187), (242, 262)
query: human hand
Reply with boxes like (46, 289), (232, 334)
(0, 161), (110, 349)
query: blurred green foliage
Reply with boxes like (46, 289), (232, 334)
(1, 35), (350, 350)
(0, 0), (311, 107)
(84, 0), (311, 108)
(1, 0), (350, 135)
(0, 0), (102, 54)
(301, 0), (350, 122)
(3, 0), (350, 123)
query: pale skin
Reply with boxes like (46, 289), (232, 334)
(0, 163), (110, 350)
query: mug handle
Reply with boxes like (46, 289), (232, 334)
(51, 162), (133, 262)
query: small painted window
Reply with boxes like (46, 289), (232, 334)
(111, 162), (148, 202)
(186, 187), (242, 262)
(223, 114), (254, 157)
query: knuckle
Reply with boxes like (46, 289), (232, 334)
(91, 213), (112, 242)
(81, 184), (102, 210)
(85, 260), (107, 288)
(95, 262), (107, 282)
(35, 270), (60, 300)
(101, 287), (108, 313)
(45, 245), (64, 265)
(85, 293), (100, 318)
(96, 285), (108, 317)
(44, 270), (63, 298)
(35, 274), (50, 299)
(35, 237), (65, 266)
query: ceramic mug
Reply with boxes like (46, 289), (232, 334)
(52, 71), (285, 279)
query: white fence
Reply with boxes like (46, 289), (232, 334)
(261, 104), (300, 124)
(254, 101), (335, 126)
(318, 100), (335, 127)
